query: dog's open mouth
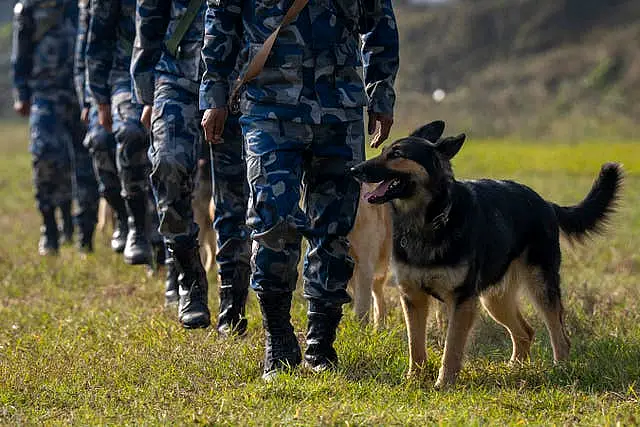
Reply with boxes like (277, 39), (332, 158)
(364, 178), (405, 204)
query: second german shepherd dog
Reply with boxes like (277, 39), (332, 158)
(350, 120), (623, 388)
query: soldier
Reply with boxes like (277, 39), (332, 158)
(12, 0), (99, 255)
(85, 0), (159, 265)
(131, 0), (251, 333)
(200, 0), (399, 378)
(74, 0), (129, 254)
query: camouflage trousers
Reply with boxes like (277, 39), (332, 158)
(240, 116), (364, 305)
(210, 120), (251, 278)
(30, 94), (99, 231)
(111, 90), (151, 198)
(83, 106), (120, 197)
(150, 82), (250, 274)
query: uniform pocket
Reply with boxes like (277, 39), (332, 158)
(243, 43), (303, 106)
(334, 43), (366, 109)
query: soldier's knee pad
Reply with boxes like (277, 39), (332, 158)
(86, 127), (116, 153)
(115, 122), (148, 154)
(252, 218), (300, 253)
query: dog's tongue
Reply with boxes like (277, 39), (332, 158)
(364, 180), (392, 203)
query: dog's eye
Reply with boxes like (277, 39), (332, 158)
(387, 150), (401, 159)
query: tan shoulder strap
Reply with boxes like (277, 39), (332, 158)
(229, 0), (309, 112)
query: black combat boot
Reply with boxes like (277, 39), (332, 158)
(103, 190), (128, 253)
(59, 200), (74, 246)
(123, 194), (153, 265)
(258, 292), (302, 380)
(39, 208), (59, 256)
(169, 241), (211, 329)
(217, 268), (250, 338)
(303, 301), (343, 372)
(77, 225), (95, 254)
(164, 256), (179, 307)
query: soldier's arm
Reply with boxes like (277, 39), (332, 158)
(74, 0), (91, 109)
(11, 2), (34, 103)
(199, 0), (244, 110)
(359, 0), (399, 117)
(131, 0), (170, 106)
(86, 0), (119, 105)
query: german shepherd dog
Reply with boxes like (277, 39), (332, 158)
(350, 120), (623, 388)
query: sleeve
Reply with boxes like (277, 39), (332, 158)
(130, 0), (170, 106)
(11, 2), (34, 103)
(359, 0), (399, 116)
(199, 0), (243, 110)
(74, 0), (90, 107)
(85, 0), (119, 105)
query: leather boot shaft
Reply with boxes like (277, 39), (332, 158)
(217, 268), (250, 337)
(257, 292), (301, 380)
(304, 301), (342, 372)
(123, 194), (152, 265)
(39, 208), (59, 256)
(169, 242), (211, 329)
(103, 190), (129, 253)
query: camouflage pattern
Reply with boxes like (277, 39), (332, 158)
(12, 0), (98, 231)
(133, 0), (250, 282)
(240, 117), (364, 302)
(200, 0), (398, 303)
(131, 0), (206, 107)
(209, 125), (251, 278)
(75, 0), (121, 197)
(85, 0), (150, 198)
(84, 106), (121, 195)
(200, 0), (399, 123)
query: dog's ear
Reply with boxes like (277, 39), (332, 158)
(436, 133), (466, 159)
(409, 120), (445, 142)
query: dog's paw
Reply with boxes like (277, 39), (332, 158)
(434, 373), (457, 390)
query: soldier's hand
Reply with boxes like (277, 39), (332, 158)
(13, 100), (30, 117)
(141, 105), (152, 130)
(202, 108), (228, 144)
(97, 103), (113, 133)
(80, 107), (90, 124)
(368, 111), (394, 149)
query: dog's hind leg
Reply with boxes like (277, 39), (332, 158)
(436, 297), (478, 389)
(525, 241), (571, 363)
(372, 273), (387, 328)
(525, 267), (570, 363)
(480, 290), (534, 363)
(352, 263), (373, 323)
(400, 287), (430, 378)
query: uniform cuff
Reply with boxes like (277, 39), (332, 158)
(199, 81), (229, 110)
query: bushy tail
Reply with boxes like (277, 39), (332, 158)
(552, 163), (623, 240)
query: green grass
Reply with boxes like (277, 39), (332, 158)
(1, 122), (639, 425)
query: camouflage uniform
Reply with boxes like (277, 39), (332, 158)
(132, 0), (250, 332)
(86, 0), (156, 264)
(12, 0), (99, 253)
(75, 0), (129, 253)
(200, 0), (399, 376)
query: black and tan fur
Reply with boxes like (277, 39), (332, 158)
(351, 120), (623, 388)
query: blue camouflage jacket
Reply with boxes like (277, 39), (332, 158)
(199, 0), (399, 124)
(130, 0), (206, 106)
(11, 0), (78, 102)
(85, 0), (137, 105)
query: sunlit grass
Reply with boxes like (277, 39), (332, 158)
(1, 121), (639, 425)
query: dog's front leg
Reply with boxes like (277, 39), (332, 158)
(400, 287), (430, 378)
(436, 297), (478, 389)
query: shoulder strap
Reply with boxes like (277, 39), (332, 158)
(229, 0), (309, 112)
(164, 0), (202, 57)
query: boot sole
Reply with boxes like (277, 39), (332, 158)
(181, 320), (211, 329)
(124, 254), (153, 265)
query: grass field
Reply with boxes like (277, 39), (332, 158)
(1, 122), (639, 425)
